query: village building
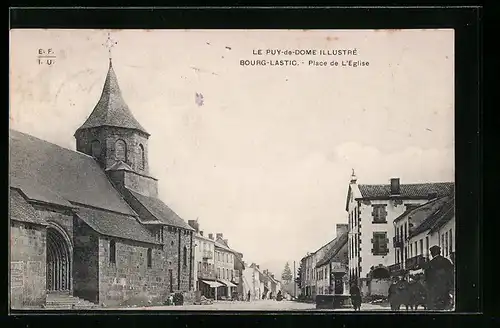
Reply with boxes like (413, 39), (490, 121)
(315, 224), (349, 295)
(213, 234), (237, 299)
(300, 237), (337, 299)
(10, 59), (196, 309)
(391, 196), (455, 277)
(242, 263), (265, 301)
(187, 221), (218, 299)
(216, 236), (244, 300)
(345, 172), (454, 296)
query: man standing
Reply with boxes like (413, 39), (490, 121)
(349, 281), (362, 311)
(424, 245), (454, 310)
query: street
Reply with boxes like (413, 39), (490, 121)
(104, 299), (392, 311)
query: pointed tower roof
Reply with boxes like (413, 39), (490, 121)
(76, 60), (149, 136)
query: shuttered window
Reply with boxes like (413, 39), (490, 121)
(371, 232), (389, 255)
(372, 205), (388, 223)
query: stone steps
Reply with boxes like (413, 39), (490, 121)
(45, 294), (97, 309)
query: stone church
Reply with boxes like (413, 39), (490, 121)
(10, 59), (195, 309)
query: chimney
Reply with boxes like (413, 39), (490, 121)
(187, 220), (199, 232)
(428, 192), (438, 200)
(336, 224), (348, 237)
(390, 178), (401, 195)
(208, 233), (214, 240)
(216, 233), (223, 240)
(199, 231), (204, 236)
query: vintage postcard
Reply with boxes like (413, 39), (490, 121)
(9, 29), (455, 312)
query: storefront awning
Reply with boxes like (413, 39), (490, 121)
(201, 280), (223, 288)
(218, 279), (237, 288)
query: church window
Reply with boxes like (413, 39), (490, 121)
(139, 144), (145, 170)
(147, 248), (152, 268)
(115, 139), (127, 162)
(183, 246), (187, 267)
(91, 140), (101, 158)
(109, 240), (116, 264)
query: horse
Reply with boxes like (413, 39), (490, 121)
(388, 280), (411, 311)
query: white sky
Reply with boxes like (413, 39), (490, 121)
(10, 29), (454, 277)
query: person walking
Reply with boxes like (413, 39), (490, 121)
(247, 290), (251, 302)
(424, 245), (454, 310)
(349, 281), (362, 311)
(388, 277), (400, 311)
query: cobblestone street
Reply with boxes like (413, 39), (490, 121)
(105, 300), (391, 311)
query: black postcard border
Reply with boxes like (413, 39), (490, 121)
(7, 6), (485, 327)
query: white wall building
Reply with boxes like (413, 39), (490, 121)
(391, 196), (452, 274)
(345, 173), (454, 295)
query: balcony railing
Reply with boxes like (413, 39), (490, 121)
(388, 262), (403, 274)
(393, 236), (403, 248)
(197, 267), (216, 280)
(405, 254), (428, 270)
(202, 250), (213, 259)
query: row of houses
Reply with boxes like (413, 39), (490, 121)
(299, 173), (455, 299)
(300, 224), (350, 298)
(241, 263), (282, 300)
(188, 220), (245, 300)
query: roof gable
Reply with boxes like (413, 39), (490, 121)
(410, 196), (455, 237)
(316, 232), (349, 267)
(75, 61), (149, 135)
(126, 188), (193, 230)
(9, 130), (136, 216)
(10, 187), (48, 225)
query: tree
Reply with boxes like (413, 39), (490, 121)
(295, 261), (303, 289)
(281, 262), (293, 283)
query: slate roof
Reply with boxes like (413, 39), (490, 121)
(9, 130), (136, 216)
(75, 206), (160, 245)
(394, 196), (450, 224)
(106, 160), (133, 172)
(357, 182), (454, 199)
(215, 237), (240, 254)
(428, 197), (455, 233)
(410, 196), (455, 237)
(315, 232), (349, 268)
(10, 188), (47, 225)
(126, 188), (194, 230)
(75, 61), (149, 136)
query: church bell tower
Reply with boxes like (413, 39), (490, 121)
(74, 33), (158, 197)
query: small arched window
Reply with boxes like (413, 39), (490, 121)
(139, 144), (145, 170)
(91, 140), (101, 158)
(183, 246), (187, 267)
(115, 139), (127, 161)
(147, 248), (152, 268)
(109, 240), (116, 264)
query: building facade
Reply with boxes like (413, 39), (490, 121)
(391, 196), (455, 276)
(315, 224), (349, 295)
(10, 60), (195, 309)
(345, 173), (454, 296)
(214, 234), (237, 299)
(187, 221), (217, 299)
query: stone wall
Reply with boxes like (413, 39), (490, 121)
(98, 237), (166, 307)
(73, 217), (99, 303)
(123, 171), (158, 198)
(163, 227), (194, 293)
(10, 220), (46, 308)
(35, 207), (73, 245)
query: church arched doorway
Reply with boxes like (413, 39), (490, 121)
(46, 225), (72, 293)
